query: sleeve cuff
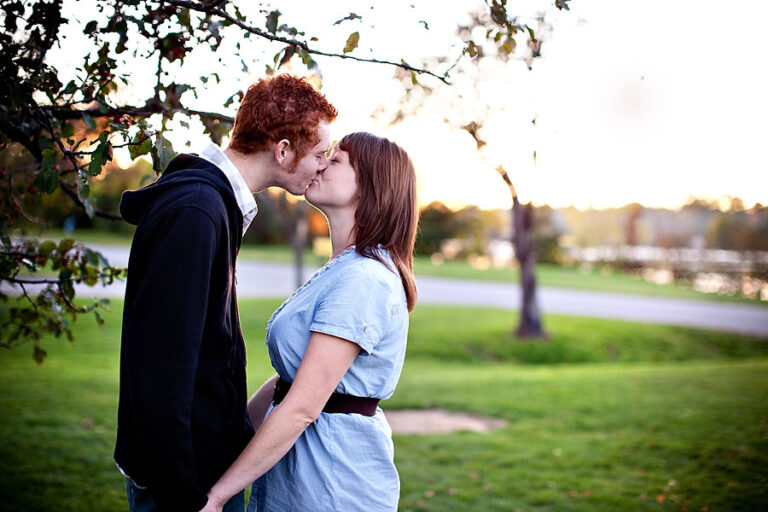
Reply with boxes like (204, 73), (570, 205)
(309, 321), (375, 355)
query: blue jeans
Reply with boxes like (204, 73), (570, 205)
(126, 477), (245, 512)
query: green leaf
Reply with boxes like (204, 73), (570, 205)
(88, 139), (112, 176)
(343, 32), (360, 54)
(39, 240), (57, 257)
(128, 131), (152, 160)
(298, 48), (311, 65)
(37, 142), (60, 194)
(266, 10), (280, 34)
(411, 71), (418, 85)
(233, 5), (245, 21)
(60, 278), (75, 302)
(35, 165), (59, 194)
(83, 20), (98, 35)
(278, 46), (295, 68)
(61, 80), (77, 95)
(42, 146), (58, 162)
(33, 344), (47, 365)
(467, 40), (479, 58)
(178, 8), (191, 29)
(224, 91), (242, 108)
(58, 239), (75, 254)
(490, 1), (508, 25)
(60, 122), (74, 139)
(84, 249), (99, 266)
(333, 13), (362, 25)
(115, 19), (129, 53)
(83, 265), (98, 286)
(502, 37), (516, 54)
(151, 135), (176, 174)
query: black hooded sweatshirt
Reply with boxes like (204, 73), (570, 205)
(114, 155), (254, 511)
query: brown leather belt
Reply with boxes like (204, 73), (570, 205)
(272, 377), (380, 417)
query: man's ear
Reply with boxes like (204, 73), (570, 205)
(274, 139), (293, 165)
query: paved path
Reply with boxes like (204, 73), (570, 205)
(6, 245), (768, 337)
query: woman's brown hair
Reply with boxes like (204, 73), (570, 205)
(338, 132), (419, 312)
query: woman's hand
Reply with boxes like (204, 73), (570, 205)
(198, 496), (223, 512)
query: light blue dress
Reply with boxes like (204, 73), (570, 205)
(247, 246), (409, 512)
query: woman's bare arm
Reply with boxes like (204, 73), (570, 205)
(199, 332), (361, 512)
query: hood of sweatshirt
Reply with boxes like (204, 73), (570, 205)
(119, 154), (239, 226)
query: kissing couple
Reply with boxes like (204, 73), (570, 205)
(115, 74), (418, 512)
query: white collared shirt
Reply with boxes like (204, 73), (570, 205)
(199, 143), (258, 235)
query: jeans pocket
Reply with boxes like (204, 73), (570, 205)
(126, 477), (156, 512)
(128, 477), (150, 490)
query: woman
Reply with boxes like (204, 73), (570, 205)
(200, 132), (418, 512)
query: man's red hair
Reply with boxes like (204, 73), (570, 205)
(229, 74), (337, 160)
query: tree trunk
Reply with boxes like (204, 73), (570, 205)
(512, 197), (546, 338)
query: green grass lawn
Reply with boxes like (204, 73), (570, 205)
(392, 358), (768, 512)
(0, 300), (766, 511)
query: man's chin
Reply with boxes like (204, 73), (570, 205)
(284, 186), (306, 197)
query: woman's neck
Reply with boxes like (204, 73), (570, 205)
(326, 209), (356, 260)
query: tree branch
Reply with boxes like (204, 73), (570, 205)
(160, 0), (452, 84)
(18, 282), (39, 313)
(4, 274), (119, 286)
(43, 104), (234, 124)
(58, 182), (122, 220)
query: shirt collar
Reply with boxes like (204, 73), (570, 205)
(198, 143), (258, 235)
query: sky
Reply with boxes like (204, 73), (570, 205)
(51, 0), (768, 211)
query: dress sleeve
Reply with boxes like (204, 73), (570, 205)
(309, 267), (395, 355)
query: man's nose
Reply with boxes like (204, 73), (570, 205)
(318, 155), (329, 170)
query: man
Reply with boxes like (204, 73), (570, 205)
(115, 74), (337, 512)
